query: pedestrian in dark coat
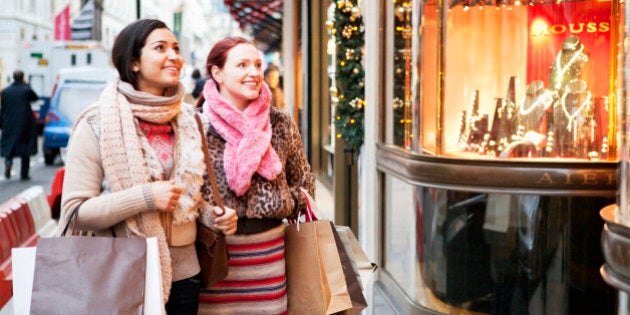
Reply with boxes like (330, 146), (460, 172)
(0, 70), (39, 180)
(191, 69), (208, 100)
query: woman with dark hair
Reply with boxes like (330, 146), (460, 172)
(195, 36), (314, 314)
(58, 19), (237, 314)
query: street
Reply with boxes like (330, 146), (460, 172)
(0, 135), (62, 203)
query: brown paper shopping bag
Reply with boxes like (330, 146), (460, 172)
(285, 219), (353, 314)
(24, 205), (156, 315)
(331, 223), (368, 315)
(335, 226), (378, 291)
(30, 236), (147, 315)
(13, 237), (163, 315)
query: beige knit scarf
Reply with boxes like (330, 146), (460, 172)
(88, 78), (205, 301)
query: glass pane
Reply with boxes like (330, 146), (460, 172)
(383, 175), (418, 297)
(327, 3), (338, 153)
(420, 190), (616, 313)
(392, 0), (414, 148)
(417, 0), (618, 160)
(619, 2), (630, 222)
(416, 0), (439, 154)
(383, 180), (617, 313)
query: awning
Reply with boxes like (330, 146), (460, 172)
(223, 0), (283, 52)
(71, 0), (95, 40)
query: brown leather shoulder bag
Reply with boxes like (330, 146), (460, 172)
(194, 114), (229, 288)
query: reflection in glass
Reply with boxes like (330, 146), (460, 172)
(327, 3), (338, 151)
(393, 0), (414, 148)
(384, 175), (418, 297)
(384, 181), (617, 313)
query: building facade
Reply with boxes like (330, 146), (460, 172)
(0, 0), (241, 90)
(273, 0), (626, 314)
(0, 1), (54, 85)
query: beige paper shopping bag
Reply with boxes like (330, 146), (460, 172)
(285, 219), (352, 314)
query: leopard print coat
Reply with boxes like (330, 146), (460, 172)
(201, 107), (315, 220)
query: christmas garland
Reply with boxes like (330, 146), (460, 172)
(332, 0), (365, 150)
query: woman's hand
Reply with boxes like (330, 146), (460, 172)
(213, 206), (238, 235)
(150, 180), (182, 212)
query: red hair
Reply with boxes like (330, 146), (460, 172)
(196, 36), (254, 108)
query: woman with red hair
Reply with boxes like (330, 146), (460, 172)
(196, 37), (314, 314)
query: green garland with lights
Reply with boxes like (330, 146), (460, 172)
(333, 0), (365, 150)
(392, 5), (407, 146)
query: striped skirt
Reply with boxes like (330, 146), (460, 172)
(198, 224), (287, 315)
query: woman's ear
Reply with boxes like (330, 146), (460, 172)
(131, 61), (140, 73)
(211, 66), (222, 84)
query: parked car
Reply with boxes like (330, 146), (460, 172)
(31, 99), (47, 135)
(47, 167), (65, 219)
(42, 67), (116, 165)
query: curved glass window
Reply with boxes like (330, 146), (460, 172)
(412, 0), (619, 161)
(383, 175), (616, 313)
(377, 0), (623, 313)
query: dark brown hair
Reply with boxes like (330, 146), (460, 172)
(13, 70), (24, 83)
(111, 19), (169, 89)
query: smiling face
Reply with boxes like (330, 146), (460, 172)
(132, 28), (183, 96)
(212, 43), (263, 111)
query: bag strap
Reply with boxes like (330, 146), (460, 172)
(60, 205), (80, 236)
(195, 114), (225, 212)
(60, 205), (115, 237)
(287, 189), (319, 227)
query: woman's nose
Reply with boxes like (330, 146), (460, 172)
(168, 49), (180, 60)
(248, 65), (260, 75)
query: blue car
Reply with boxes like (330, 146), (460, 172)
(43, 78), (110, 165)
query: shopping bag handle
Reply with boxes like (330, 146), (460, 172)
(287, 189), (319, 227)
(60, 205), (116, 237)
(60, 205), (80, 236)
(302, 189), (318, 222)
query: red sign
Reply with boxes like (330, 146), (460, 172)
(54, 4), (71, 40)
(526, 1), (611, 97)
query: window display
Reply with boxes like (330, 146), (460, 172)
(393, 1), (413, 148)
(416, 0), (617, 161)
(377, 0), (622, 314)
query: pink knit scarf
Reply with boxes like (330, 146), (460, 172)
(202, 79), (282, 196)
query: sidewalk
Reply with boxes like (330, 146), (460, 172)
(314, 179), (335, 222)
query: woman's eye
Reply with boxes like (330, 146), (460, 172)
(155, 45), (164, 51)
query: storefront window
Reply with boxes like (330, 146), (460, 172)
(383, 174), (616, 313)
(377, 1), (623, 312)
(326, 2), (338, 175)
(413, 0), (619, 160)
(385, 0), (415, 148)
(393, 0), (414, 148)
(383, 175), (417, 296)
